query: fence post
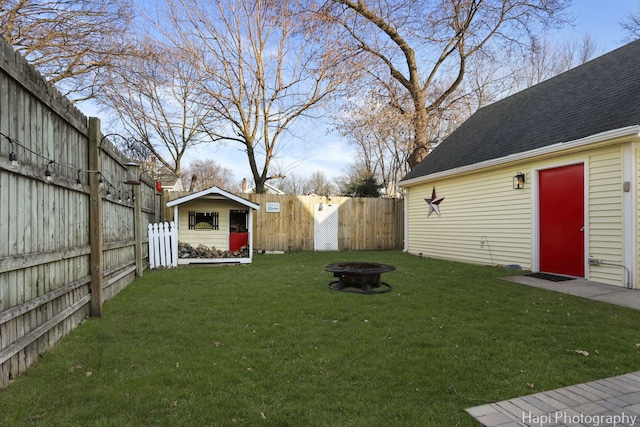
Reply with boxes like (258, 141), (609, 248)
(88, 117), (103, 317)
(148, 223), (156, 269)
(152, 223), (160, 268)
(134, 185), (143, 277)
(171, 221), (178, 267)
(162, 222), (171, 267)
(159, 223), (167, 267)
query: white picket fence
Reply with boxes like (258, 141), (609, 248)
(148, 221), (178, 269)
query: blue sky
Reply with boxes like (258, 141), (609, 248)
(556, 0), (637, 52)
(85, 1), (640, 188)
(205, 0), (640, 187)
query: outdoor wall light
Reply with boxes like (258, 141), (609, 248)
(9, 149), (18, 167)
(99, 133), (143, 186)
(124, 162), (140, 185)
(1, 133), (19, 167)
(513, 172), (525, 189)
(44, 160), (54, 183)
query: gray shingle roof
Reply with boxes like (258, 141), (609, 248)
(400, 39), (640, 182)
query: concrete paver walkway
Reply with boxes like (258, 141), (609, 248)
(504, 275), (640, 311)
(467, 276), (640, 427)
(467, 371), (640, 426)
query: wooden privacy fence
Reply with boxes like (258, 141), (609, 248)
(148, 222), (178, 268)
(0, 39), (159, 389)
(246, 194), (404, 251)
(165, 193), (404, 251)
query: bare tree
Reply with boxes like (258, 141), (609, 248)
(98, 41), (218, 175)
(304, 171), (337, 196)
(276, 173), (306, 195)
(333, 86), (412, 196)
(278, 171), (337, 195)
(509, 35), (599, 90)
(158, 0), (346, 193)
(0, 0), (136, 101)
(301, 0), (570, 169)
(181, 159), (236, 192)
(333, 51), (511, 195)
(334, 32), (594, 193)
(621, 6), (640, 40)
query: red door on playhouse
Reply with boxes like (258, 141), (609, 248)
(538, 163), (585, 277)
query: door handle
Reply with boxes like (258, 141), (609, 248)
(580, 227), (584, 232)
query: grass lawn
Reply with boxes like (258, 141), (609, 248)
(2, 251), (640, 426)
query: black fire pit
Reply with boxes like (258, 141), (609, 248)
(325, 262), (395, 294)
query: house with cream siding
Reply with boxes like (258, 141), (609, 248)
(166, 186), (260, 264)
(399, 40), (640, 289)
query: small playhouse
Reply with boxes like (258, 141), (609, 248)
(166, 186), (260, 264)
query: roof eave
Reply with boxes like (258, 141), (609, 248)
(166, 186), (260, 210)
(399, 125), (640, 187)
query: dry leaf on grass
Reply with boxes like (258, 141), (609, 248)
(68, 364), (83, 374)
(569, 349), (589, 356)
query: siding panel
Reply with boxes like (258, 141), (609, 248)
(588, 146), (624, 285)
(405, 145), (630, 287)
(406, 168), (533, 268)
(637, 146), (640, 289)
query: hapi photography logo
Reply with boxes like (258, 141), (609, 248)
(523, 411), (638, 426)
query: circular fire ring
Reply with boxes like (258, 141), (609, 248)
(325, 262), (395, 294)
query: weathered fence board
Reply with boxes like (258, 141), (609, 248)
(245, 194), (403, 251)
(0, 39), (160, 389)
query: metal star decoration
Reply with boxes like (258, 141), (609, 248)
(425, 186), (444, 217)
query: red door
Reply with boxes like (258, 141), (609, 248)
(229, 232), (248, 251)
(229, 210), (249, 251)
(538, 164), (584, 277)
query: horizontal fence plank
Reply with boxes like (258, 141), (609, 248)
(0, 295), (91, 366)
(0, 276), (91, 324)
(0, 246), (91, 274)
(104, 264), (136, 287)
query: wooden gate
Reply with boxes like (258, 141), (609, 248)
(314, 203), (339, 251)
(148, 222), (178, 268)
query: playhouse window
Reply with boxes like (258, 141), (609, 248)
(188, 211), (219, 230)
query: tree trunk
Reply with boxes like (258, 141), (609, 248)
(407, 96), (430, 169)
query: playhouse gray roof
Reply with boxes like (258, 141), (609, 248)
(400, 39), (640, 183)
